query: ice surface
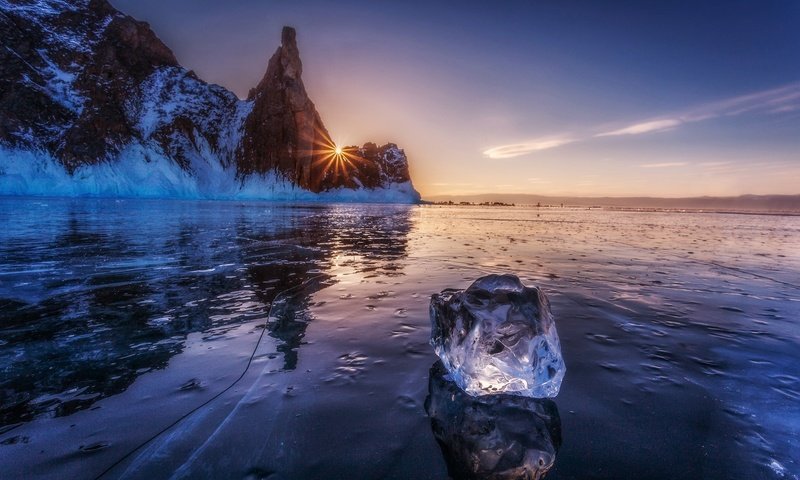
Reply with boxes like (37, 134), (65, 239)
(430, 274), (565, 398)
(425, 361), (561, 479)
(1, 204), (798, 478)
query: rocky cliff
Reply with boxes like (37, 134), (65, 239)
(0, 0), (420, 202)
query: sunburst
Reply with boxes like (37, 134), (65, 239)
(295, 126), (370, 182)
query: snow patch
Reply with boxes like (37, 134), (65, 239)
(130, 67), (241, 152)
(381, 144), (407, 167)
(35, 49), (84, 113)
(768, 460), (787, 477)
(0, 0), (84, 17)
(217, 100), (254, 160)
(1, 0), (115, 54)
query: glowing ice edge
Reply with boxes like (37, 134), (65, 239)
(0, 146), (420, 203)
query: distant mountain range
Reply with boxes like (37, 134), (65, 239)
(425, 193), (800, 213)
(0, 0), (419, 202)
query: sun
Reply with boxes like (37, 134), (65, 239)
(308, 137), (365, 181)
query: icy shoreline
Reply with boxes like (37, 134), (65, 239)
(0, 147), (421, 203)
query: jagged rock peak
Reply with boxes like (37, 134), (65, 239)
(278, 26), (301, 78)
(248, 26), (302, 101)
(237, 25), (333, 189)
(236, 26), (418, 197)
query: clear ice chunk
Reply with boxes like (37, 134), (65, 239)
(430, 274), (565, 398)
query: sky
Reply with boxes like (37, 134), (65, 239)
(111, 0), (800, 198)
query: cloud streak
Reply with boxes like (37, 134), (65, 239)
(482, 137), (576, 159)
(597, 81), (800, 137)
(483, 81), (800, 158)
(595, 119), (681, 137)
(639, 162), (688, 168)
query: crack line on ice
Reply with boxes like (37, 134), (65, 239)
(93, 274), (327, 480)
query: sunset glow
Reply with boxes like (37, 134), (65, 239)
(116, 0), (800, 199)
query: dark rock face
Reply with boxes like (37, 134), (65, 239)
(0, 1), (417, 198)
(313, 142), (414, 190)
(238, 27), (332, 190)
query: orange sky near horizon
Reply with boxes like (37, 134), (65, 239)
(113, 0), (800, 198)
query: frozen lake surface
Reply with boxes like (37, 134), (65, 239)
(0, 198), (798, 479)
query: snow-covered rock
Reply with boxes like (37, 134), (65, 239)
(0, 1), (420, 203)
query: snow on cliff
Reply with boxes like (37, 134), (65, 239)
(0, 1), (420, 203)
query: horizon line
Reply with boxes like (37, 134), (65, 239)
(422, 192), (800, 200)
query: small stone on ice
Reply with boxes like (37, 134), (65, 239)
(430, 274), (565, 398)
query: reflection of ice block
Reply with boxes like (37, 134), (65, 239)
(430, 274), (565, 398)
(425, 361), (562, 480)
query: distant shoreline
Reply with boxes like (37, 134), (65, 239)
(424, 193), (800, 214)
(422, 203), (800, 216)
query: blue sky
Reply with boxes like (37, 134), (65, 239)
(112, 0), (800, 197)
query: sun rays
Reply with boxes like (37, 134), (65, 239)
(320, 142), (354, 180)
(296, 126), (370, 182)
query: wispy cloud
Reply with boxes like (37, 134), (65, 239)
(527, 177), (551, 184)
(698, 161), (730, 167)
(686, 82), (800, 120)
(483, 81), (800, 158)
(595, 119), (681, 137)
(639, 162), (688, 168)
(690, 160), (799, 176)
(596, 82), (800, 138)
(482, 137), (575, 159)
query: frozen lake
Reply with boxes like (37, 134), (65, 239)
(0, 198), (798, 479)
